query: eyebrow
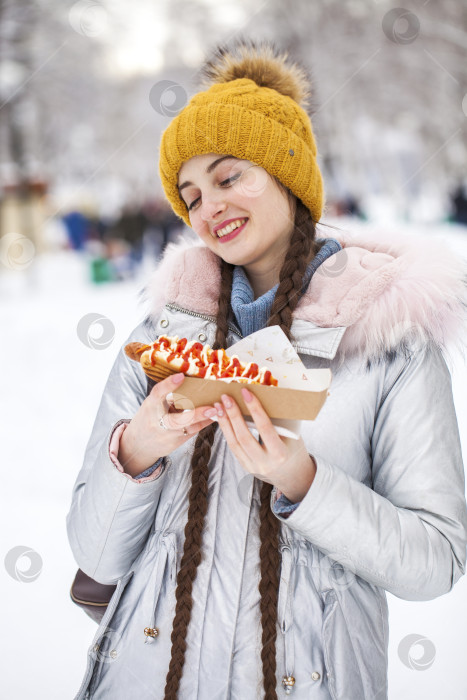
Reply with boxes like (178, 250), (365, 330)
(177, 155), (238, 194)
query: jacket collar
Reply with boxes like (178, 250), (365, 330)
(289, 320), (346, 359)
(143, 229), (466, 363)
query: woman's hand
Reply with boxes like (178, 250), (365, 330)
(118, 373), (214, 478)
(204, 387), (317, 503)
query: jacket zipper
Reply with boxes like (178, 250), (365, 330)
(165, 303), (244, 339)
(279, 544), (296, 694)
(144, 533), (177, 645)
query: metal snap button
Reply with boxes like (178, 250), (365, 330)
(281, 675), (295, 694)
(198, 333), (207, 342)
(109, 649), (117, 659)
(160, 319), (169, 328)
(311, 671), (321, 681)
(93, 644), (99, 653)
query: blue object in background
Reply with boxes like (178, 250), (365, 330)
(62, 211), (89, 251)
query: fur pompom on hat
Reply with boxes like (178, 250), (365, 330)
(158, 40), (325, 226)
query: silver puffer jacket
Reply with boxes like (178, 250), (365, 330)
(67, 231), (467, 700)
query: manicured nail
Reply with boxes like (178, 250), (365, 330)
(221, 394), (233, 409)
(214, 402), (224, 417)
(204, 408), (217, 419)
(172, 373), (185, 384)
(241, 388), (253, 403)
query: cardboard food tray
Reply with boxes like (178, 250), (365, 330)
(139, 327), (332, 440)
(170, 375), (329, 420)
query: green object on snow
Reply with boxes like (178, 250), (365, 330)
(90, 257), (114, 283)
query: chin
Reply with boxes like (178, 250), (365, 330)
(218, 250), (252, 267)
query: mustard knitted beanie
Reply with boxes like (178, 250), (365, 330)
(158, 41), (324, 226)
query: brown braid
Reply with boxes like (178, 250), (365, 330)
(164, 195), (318, 698)
(267, 198), (321, 341)
(163, 260), (234, 699)
(258, 480), (281, 697)
(257, 194), (318, 698)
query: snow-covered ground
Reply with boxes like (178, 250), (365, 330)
(1, 219), (466, 699)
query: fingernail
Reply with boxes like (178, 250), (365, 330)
(221, 394), (232, 409)
(214, 402), (224, 417)
(241, 388), (253, 403)
(172, 373), (184, 384)
(204, 408), (217, 419)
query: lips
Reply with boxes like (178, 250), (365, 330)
(213, 217), (248, 237)
(215, 219), (248, 243)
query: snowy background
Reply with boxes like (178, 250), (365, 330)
(1, 218), (466, 700)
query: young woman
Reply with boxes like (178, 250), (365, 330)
(67, 40), (467, 700)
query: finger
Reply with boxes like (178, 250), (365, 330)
(172, 414), (217, 441)
(215, 396), (262, 458)
(150, 372), (185, 402)
(163, 404), (218, 431)
(209, 400), (250, 464)
(184, 417), (214, 436)
(229, 389), (282, 450)
(148, 373), (186, 422)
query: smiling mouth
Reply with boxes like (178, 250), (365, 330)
(215, 218), (248, 238)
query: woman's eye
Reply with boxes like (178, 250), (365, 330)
(187, 197), (200, 211)
(187, 172), (242, 211)
(220, 172), (241, 187)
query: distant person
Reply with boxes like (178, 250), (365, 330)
(343, 194), (364, 218)
(110, 206), (148, 267)
(67, 40), (467, 699)
(451, 184), (467, 225)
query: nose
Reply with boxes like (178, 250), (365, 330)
(199, 194), (227, 223)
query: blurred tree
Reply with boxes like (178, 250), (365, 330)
(232, 0), (467, 214)
(0, 0), (466, 226)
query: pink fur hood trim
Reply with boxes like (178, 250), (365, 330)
(142, 230), (466, 363)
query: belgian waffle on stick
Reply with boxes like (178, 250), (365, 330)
(125, 335), (278, 386)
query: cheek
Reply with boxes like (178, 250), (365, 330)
(190, 215), (212, 242)
(188, 210), (200, 230)
(265, 193), (294, 227)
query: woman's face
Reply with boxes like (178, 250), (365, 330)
(177, 153), (296, 292)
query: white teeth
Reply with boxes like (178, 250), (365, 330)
(216, 218), (247, 238)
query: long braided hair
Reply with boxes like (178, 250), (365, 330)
(162, 193), (321, 699)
